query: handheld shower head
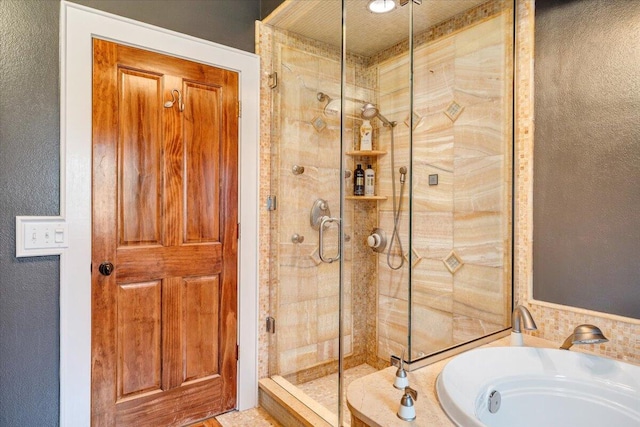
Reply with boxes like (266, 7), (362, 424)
(361, 103), (395, 127)
(399, 166), (407, 184)
(560, 324), (609, 350)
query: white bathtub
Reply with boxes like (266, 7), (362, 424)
(436, 346), (640, 427)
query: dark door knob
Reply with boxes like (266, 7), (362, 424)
(98, 262), (114, 276)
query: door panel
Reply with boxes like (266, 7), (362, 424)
(92, 38), (238, 426)
(117, 281), (162, 398)
(184, 81), (221, 243)
(118, 69), (163, 246)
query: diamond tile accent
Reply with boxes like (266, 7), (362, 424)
(311, 116), (326, 132)
(404, 111), (424, 130)
(443, 250), (463, 274)
(444, 100), (464, 122)
(404, 247), (423, 268)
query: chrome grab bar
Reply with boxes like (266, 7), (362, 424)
(318, 216), (341, 263)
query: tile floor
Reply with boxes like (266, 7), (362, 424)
(192, 364), (379, 427)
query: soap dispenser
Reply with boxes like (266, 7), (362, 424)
(397, 386), (418, 421)
(393, 349), (408, 390)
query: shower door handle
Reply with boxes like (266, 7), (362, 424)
(318, 216), (341, 263)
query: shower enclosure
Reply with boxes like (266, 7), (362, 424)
(259, 0), (514, 425)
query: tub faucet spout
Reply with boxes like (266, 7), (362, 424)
(512, 305), (537, 333)
(510, 305), (537, 346)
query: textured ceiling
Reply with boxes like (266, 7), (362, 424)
(263, 0), (487, 57)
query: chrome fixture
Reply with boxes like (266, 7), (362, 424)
(292, 165), (305, 175)
(560, 324), (609, 350)
(397, 386), (418, 421)
(310, 199), (340, 263)
(291, 234), (304, 244)
(393, 349), (408, 389)
(399, 166), (407, 184)
(360, 104), (405, 270)
(399, 0), (422, 6)
(310, 198), (331, 230)
(317, 92), (340, 116)
(361, 103), (396, 128)
(510, 305), (537, 346)
(512, 305), (538, 333)
(367, 228), (387, 253)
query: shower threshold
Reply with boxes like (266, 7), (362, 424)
(259, 364), (378, 427)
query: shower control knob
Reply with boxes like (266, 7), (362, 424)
(368, 234), (382, 248)
(367, 228), (387, 253)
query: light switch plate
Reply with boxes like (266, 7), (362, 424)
(16, 216), (68, 257)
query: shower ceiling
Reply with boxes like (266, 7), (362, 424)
(263, 0), (488, 57)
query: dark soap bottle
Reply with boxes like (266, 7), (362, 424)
(354, 164), (365, 196)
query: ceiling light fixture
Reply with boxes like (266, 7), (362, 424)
(367, 0), (396, 14)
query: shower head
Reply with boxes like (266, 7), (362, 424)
(318, 92), (341, 116)
(361, 103), (396, 127)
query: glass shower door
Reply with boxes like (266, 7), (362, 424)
(265, 1), (347, 424)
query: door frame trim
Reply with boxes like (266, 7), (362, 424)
(59, 2), (260, 425)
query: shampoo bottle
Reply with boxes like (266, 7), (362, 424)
(360, 120), (373, 151)
(354, 164), (365, 196)
(365, 165), (375, 196)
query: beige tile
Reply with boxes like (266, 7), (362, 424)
(454, 211), (505, 267)
(411, 258), (454, 313)
(454, 155), (504, 212)
(410, 304), (454, 357)
(454, 263), (507, 325)
(454, 100), (506, 158)
(278, 344), (318, 376)
(377, 295), (409, 360)
(278, 300), (318, 352)
(412, 211), (454, 260)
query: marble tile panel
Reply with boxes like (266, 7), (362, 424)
(410, 304), (454, 357)
(278, 300), (318, 352)
(317, 296), (340, 343)
(453, 314), (504, 344)
(454, 100), (506, 158)
(455, 13), (506, 59)
(378, 88), (412, 125)
(411, 258), (454, 314)
(377, 295), (409, 360)
(377, 54), (410, 95)
(278, 263), (318, 306)
(281, 45), (320, 75)
(413, 42), (456, 114)
(279, 73), (322, 122)
(454, 155), (504, 212)
(278, 344), (318, 376)
(317, 335), (353, 364)
(411, 162), (454, 212)
(454, 44), (505, 104)
(454, 263), (507, 325)
(454, 211), (505, 267)
(411, 211), (454, 260)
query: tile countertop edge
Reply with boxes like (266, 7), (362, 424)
(346, 335), (559, 427)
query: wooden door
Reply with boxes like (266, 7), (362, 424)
(91, 39), (239, 426)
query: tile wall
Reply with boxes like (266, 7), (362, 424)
(374, 7), (513, 362)
(257, 0), (640, 385)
